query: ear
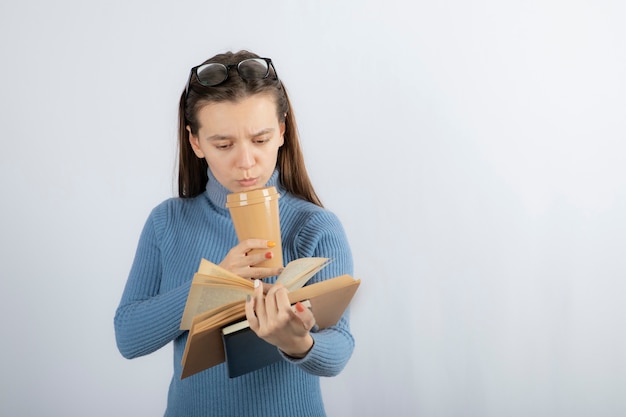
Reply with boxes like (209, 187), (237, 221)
(187, 126), (205, 158)
(278, 121), (286, 147)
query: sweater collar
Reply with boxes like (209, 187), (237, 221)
(205, 168), (282, 210)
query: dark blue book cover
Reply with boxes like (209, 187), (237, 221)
(222, 322), (282, 378)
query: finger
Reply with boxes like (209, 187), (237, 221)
(245, 294), (259, 330)
(294, 302), (317, 331)
(261, 282), (273, 293)
(219, 243), (262, 272)
(246, 266), (274, 280)
(252, 279), (266, 323)
(274, 285), (292, 314)
(264, 283), (287, 316)
(249, 265), (284, 279)
(249, 250), (276, 266)
(240, 239), (277, 251)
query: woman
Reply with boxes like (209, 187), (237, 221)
(114, 50), (355, 417)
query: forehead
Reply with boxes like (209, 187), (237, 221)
(195, 94), (279, 134)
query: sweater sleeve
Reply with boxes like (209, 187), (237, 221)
(282, 209), (356, 376)
(114, 205), (187, 359)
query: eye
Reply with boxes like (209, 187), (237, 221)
(254, 136), (270, 144)
(214, 141), (233, 150)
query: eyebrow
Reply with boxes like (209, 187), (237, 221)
(206, 128), (275, 141)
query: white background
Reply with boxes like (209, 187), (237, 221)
(1, 1), (625, 416)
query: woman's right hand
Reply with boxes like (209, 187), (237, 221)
(219, 239), (283, 280)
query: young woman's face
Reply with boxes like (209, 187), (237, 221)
(188, 94), (285, 193)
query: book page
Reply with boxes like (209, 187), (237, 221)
(198, 258), (238, 277)
(194, 302), (246, 333)
(193, 274), (253, 290)
(180, 274), (253, 330)
(275, 257), (330, 291)
(197, 259), (253, 288)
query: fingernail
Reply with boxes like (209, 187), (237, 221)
(295, 301), (305, 313)
(265, 251), (273, 259)
(246, 294), (251, 303)
(254, 279), (260, 288)
(267, 241), (276, 248)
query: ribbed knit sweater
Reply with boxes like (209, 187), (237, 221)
(114, 169), (354, 417)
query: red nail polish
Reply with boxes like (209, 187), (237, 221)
(265, 252), (273, 259)
(295, 302), (305, 313)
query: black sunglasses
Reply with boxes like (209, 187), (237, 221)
(184, 57), (279, 96)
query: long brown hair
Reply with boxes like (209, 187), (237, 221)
(177, 50), (322, 207)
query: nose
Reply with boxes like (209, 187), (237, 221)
(236, 143), (255, 169)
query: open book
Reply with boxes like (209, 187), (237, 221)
(180, 257), (332, 330)
(179, 258), (360, 379)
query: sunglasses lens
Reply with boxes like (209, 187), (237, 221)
(195, 63), (228, 86)
(238, 58), (270, 80)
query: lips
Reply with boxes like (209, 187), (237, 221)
(238, 177), (258, 187)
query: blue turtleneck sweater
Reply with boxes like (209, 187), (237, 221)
(114, 170), (354, 417)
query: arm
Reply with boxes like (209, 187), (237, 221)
(282, 310), (353, 377)
(113, 208), (187, 359)
(248, 208), (356, 377)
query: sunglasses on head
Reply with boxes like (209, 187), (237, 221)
(184, 57), (279, 96)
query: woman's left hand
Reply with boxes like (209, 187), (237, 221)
(245, 280), (316, 358)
